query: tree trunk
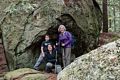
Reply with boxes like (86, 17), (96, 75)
(119, 0), (120, 31)
(113, 6), (116, 31)
(102, 0), (108, 32)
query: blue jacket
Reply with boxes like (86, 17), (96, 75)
(59, 31), (72, 48)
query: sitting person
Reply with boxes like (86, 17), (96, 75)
(34, 44), (56, 73)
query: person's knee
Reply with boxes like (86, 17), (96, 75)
(45, 62), (53, 73)
(46, 62), (53, 68)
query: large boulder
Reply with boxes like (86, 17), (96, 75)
(0, 0), (102, 70)
(4, 68), (55, 80)
(57, 39), (120, 80)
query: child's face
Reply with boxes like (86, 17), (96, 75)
(45, 35), (50, 41)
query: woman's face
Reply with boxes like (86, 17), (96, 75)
(45, 35), (50, 41)
(48, 45), (53, 51)
(59, 26), (65, 33)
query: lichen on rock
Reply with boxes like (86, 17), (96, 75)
(57, 39), (120, 80)
(0, 0), (102, 70)
(4, 68), (49, 80)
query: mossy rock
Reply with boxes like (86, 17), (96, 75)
(4, 68), (49, 80)
(20, 74), (48, 80)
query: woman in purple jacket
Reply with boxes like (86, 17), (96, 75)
(58, 25), (72, 68)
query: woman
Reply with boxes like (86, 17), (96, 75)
(34, 44), (56, 73)
(58, 25), (72, 68)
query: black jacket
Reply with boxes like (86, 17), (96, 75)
(44, 50), (56, 64)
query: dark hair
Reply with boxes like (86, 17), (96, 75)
(45, 34), (49, 37)
(47, 44), (54, 50)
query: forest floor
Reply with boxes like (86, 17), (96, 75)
(46, 73), (57, 80)
(98, 32), (120, 46)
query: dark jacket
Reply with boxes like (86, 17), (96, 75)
(44, 50), (56, 64)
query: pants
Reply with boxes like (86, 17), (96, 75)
(34, 54), (44, 70)
(45, 62), (53, 73)
(34, 54), (54, 72)
(62, 47), (71, 68)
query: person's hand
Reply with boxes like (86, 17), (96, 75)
(42, 52), (45, 57)
(54, 45), (56, 48)
(62, 43), (65, 46)
(56, 42), (58, 46)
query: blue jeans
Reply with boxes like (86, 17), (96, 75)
(34, 54), (44, 70)
(34, 54), (54, 72)
(45, 62), (53, 73)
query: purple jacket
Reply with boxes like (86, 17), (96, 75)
(59, 31), (72, 48)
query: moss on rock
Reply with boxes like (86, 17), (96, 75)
(4, 68), (49, 80)
(57, 39), (120, 80)
(0, 0), (102, 70)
